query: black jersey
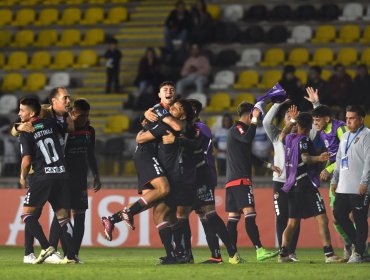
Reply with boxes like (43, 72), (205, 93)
(135, 103), (171, 156)
(226, 121), (257, 184)
(20, 118), (68, 181)
(65, 124), (98, 182)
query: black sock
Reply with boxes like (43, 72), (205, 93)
(181, 218), (192, 256)
(129, 197), (148, 216)
(200, 217), (221, 259)
(227, 216), (240, 251)
(289, 222), (300, 254)
(158, 223), (175, 258)
(24, 207), (42, 255)
(23, 214), (49, 249)
(323, 245), (334, 258)
(49, 215), (62, 251)
(245, 212), (262, 249)
(59, 218), (75, 260)
(172, 221), (185, 253)
(73, 212), (85, 256)
(207, 212), (236, 257)
(109, 211), (123, 224)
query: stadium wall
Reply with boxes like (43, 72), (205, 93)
(1, 188), (368, 248)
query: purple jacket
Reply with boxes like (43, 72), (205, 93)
(320, 119), (346, 163)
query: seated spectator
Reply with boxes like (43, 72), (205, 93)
(251, 122), (272, 176)
(306, 66), (328, 105)
(279, 65), (305, 110)
(326, 63), (352, 108)
(352, 64), (370, 111)
(176, 43), (211, 95)
(164, 0), (192, 51)
(190, 0), (213, 45)
(214, 113), (233, 176)
(130, 47), (163, 110)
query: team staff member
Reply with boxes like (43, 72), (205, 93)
(332, 105), (370, 263)
(18, 97), (74, 264)
(225, 102), (280, 261)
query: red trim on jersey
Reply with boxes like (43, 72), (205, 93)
(225, 178), (252, 188)
(160, 102), (170, 110)
(236, 124), (245, 134)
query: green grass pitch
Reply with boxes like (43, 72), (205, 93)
(0, 246), (368, 280)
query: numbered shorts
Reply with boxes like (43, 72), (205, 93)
(225, 184), (255, 213)
(24, 178), (70, 211)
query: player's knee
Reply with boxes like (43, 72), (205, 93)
(55, 208), (70, 220)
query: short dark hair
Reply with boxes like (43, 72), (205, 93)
(48, 87), (68, 105)
(73, 98), (90, 111)
(159, 81), (175, 90)
(20, 97), (41, 117)
(283, 65), (295, 74)
(187, 98), (202, 117)
(177, 99), (195, 123)
(297, 112), (312, 130)
(312, 105), (331, 118)
(310, 66), (322, 75)
(237, 102), (254, 117)
(346, 105), (366, 118)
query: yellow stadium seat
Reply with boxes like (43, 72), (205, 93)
(50, 51), (74, 69)
(111, 0), (129, 3)
(58, 8), (81, 25)
(309, 48), (334, 66)
(0, 30), (12, 47)
(10, 30), (34, 47)
(65, 0), (85, 4)
(104, 115), (130, 133)
(123, 160), (136, 176)
(234, 70), (259, 89)
(0, 9), (12, 26)
(321, 69), (332, 81)
(336, 24), (360, 43)
(27, 51), (51, 70)
(230, 93), (255, 111)
(80, 28), (104, 46)
(34, 30), (58, 47)
(364, 114), (370, 128)
(56, 29), (81, 47)
(360, 48), (370, 66)
(104, 7), (128, 24)
(80, 7), (104, 25)
(207, 4), (221, 20)
(311, 25), (336, 43)
(3, 52), (28, 71)
(335, 48), (357, 66)
(295, 69), (307, 84)
(360, 26), (370, 44)
(257, 70), (282, 89)
(34, 8), (59, 26)
(260, 48), (285, 67)
(206, 116), (221, 130)
(205, 93), (231, 112)
(23, 73), (47, 92)
(11, 9), (35, 26)
(73, 50), (97, 68)
(0, 53), (4, 68)
(43, 0), (63, 4)
(285, 48), (309, 66)
(19, 0), (40, 5)
(345, 69), (356, 79)
(1, 73), (23, 92)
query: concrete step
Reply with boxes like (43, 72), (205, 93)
(130, 12), (168, 20)
(116, 33), (164, 41)
(123, 19), (164, 27)
(119, 27), (164, 34)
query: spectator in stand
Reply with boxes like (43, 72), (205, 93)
(326, 64), (352, 109)
(279, 65), (306, 110)
(164, 0), (192, 51)
(306, 66), (328, 105)
(104, 38), (122, 94)
(0, 117), (20, 176)
(251, 122), (272, 176)
(176, 43), (211, 95)
(214, 113), (233, 176)
(352, 64), (370, 111)
(130, 47), (163, 110)
(190, 0), (213, 45)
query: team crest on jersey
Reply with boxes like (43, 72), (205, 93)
(33, 123), (44, 130)
(301, 142), (308, 150)
(324, 139), (329, 148)
(236, 125), (244, 134)
(354, 137), (360, 144)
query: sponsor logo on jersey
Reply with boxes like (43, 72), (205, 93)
(44, 166), (66, 174)
(33, 123), (44, 130)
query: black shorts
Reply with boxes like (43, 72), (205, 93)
(68, 181), (88, 210)
(193, 182), (215, 210)
(166, 179), (194, 208)
(288, 179), (326, 219)
(134, 154), (165, 193)
(225, 184), (255, 213)
(24, 177), (70, 211)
